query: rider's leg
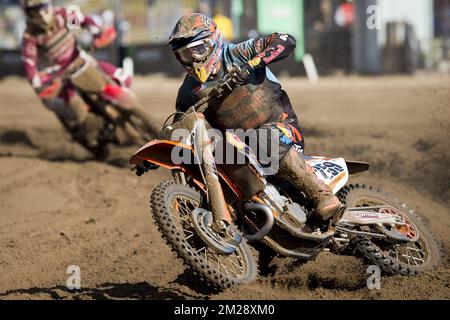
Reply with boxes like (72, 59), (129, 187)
(41, 87), (87, 131)
(277, 147), (345, 224)
(70, 58), (141, 111)
(69, 57), (158, 137)
(258, 122), (345, 225)
(67, 90), (105, 149)
(48, 86), (104, 150)
(97, 61), (132, 88)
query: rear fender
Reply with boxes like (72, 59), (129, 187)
(345, 160), (370, 175)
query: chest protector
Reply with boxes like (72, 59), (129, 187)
(203, 68), (285, 131)
(34, 14), (78, 68)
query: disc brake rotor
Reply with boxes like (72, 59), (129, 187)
(378, 206), (419, 242)
(191, 208), (241, 255)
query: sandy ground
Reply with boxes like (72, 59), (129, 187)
(0, 74), (449, 300)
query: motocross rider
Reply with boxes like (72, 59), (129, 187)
(168, 13), (345, 227)
(21, 0), (139, 154)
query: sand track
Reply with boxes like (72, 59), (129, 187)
(0, 75), (449, 300)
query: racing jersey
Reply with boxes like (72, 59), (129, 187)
(21, 7), (101, 89)
(175, 32), (300, 131)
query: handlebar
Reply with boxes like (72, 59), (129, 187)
(161, 72), (237, 131)
(192, 74), (235, 113)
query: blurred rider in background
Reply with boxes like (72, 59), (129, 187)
(21, 0), (138, 154)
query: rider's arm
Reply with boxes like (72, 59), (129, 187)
(58, 7), (116, 49)
(57, 7), (100, 33)
(230, 33), (296, 69)
(21, 33), (44, 90)
(22, 33), (62, 99)
(175, 76), (200, 113)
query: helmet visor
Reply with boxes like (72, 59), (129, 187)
(25, 3), (50, 17)
(25, 3), (53, 27)
(174, 39), (213, 66)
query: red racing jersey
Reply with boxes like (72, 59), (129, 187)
(21, 7), (103, 89)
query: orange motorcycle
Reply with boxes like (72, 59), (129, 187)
(130, 77), (442, 289)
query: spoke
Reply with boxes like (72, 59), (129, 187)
(393, 242), (426, 266)
(177, 227), (193, 236)
(185, 233), (194, 240)
(221, 251), (244, 277)
(408, 244), (425, 255)
(169, 195), (247, 279)
(171, 203), (188, 219)
(406, 246), (425, 263)
(401, 253), (416, 266)
(227, 260), (240, 277)
(217, 254), (221, 272)
(177, 201), (190, 216)
(404, 253), (412, 265)
(217, 256), (231, 277)
(169, 216), (194, 234)
(228, 256), (245, 273)
(173, 215), (193, 227)
(195, 246), (206, 254)
(204, 245), (245, 277)
(401, 251), (423, 266)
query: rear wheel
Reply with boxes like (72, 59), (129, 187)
(339, 184), (443, 275)
(150, 181), (258, 289)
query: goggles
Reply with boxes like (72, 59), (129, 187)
(25, 3), (51, 19)
(174, 38), (214, 66)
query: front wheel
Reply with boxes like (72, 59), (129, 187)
(339, 184), (443, 275)
(150, 181), (258, 289)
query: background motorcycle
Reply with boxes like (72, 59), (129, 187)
(130, 77), (442, 289)
(38, 27), (157, 160)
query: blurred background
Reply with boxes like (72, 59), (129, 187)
(0, 0), (449, 300)
(0, 0), (449, 78)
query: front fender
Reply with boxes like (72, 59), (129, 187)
(129, 140), (193, 170)
(130, 140), (244, 199)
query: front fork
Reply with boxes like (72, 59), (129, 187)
(193, 114), (235, 236)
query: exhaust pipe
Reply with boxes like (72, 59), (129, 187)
(243, 202), (274, 243)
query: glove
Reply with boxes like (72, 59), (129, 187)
(94, 26), (117, 49)
(134, 161), (159, 176)
(37, 78), (62, 100)
(230, 63), (252, 86)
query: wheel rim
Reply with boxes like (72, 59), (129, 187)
(353, 196), (430, 268)
(387, 242), (426, 267)
(169, 194), (249, 280)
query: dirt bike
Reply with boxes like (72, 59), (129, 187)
(39, 31), (156, 160)
(130, 76), (442, 289)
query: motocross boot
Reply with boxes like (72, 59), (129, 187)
(277, 148), (346, 225)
